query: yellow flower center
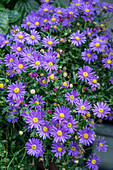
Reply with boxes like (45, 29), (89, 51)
(27, 22), (30, 25)
(98, 108), (103, 113)
(42, 79), (47, 84)
(99, 142), (103, 147)
(95, 43), (100, 47)
(83, 72), (88, 77)
(44, 19), (47, 23)
(57, 147), (62, 152)
(80, 106), (85, 110)
(87, 53), (91, 58)
(70, 95), (74, 99)
(102, 49), (105, 52)
(83, 133), (89, 139)
(108, 113), (112, 116)
(33, 117), (38, 123)
(92, 79), (97, 84)
(45, 0), (49, 2)
(63, 82), (67, 87)
(51, 18), (56, 22)
(13, 109), (16, 112)
(103, 6), (107, 10)
(0, 84), (3, 88)
(75, 36), (80, 41)
(59, 113), (64, 118)
(69, 11), (74, 15)
(85, 9), (89, 12)
(9, 58), (13, 62)
(88, 32), (91, 36)
(32, 144), (36, 150)
(107, 60), (111, 64)
(12, 70), (15, 73)
(5, 40), (9, 44)
(72, 146), (76, 151)
(57, 10), (62, 14)
(57, 130), (62, 136)
(18, 64), (23, 69)
(43, 126), (48, 132)
(31, 35), (35, 40)
(44, 8), (48, 12)
(48, 62), (53, 67)
(17, 47), (21, 51)
(18, 35), (23, 39)
(14, 88), (19, 93)
(110, 52), (113, 55)
(91, 121), (94, 125)
(67, 123), (72, 128)
(56, 123), (59, 128)
(35, 61), (40, 65)
(35, 101), (39, 105)
(49, 74), (54, 80)
(35, 22), (39, 26)
(91, 159), (96, 165)
(76, 3), (80, 6)
(48, 41), (53, 45)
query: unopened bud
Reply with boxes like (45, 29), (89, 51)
(30, 89), (35, 94)
(19, 131), (23, 136)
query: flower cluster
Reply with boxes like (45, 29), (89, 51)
(0, 0), (113, 169)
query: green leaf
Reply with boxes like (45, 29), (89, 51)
(14, 0), (39, 24)
(0, 11), (9, 34)
(4, 9), (20, 23)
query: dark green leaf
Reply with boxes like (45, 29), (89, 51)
(3, 9), (20, 23)
(0, 11), (9, 34)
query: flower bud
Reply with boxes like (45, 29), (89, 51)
(47, 110), (51, 114)
(30, 89), (35, 94)
(63, 72), (68, 77)
(58, 69), (62, 73)
(53, 88), (57, 93)
(39, 158), (44, 162)
(70, 84), (73, 88)
(19, 131), (23, 136)
(92, 28), (96, 32)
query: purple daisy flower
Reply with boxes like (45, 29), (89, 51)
(86, 154), (101, 170)
(61, 81), (69, 89)
(78, 65), (94, 82)
(83, 28), (94, 40)
(96, 136), (108, 152)
(77, 126), (95, 146)
(89, 119), (95, 128)
(0, 34), (5, 48)
(6, 67), (16, 77)
(25, 138), (43, 158)
(51, 126), (70, 143)
(29, 51), (42, 71)
(81, 48), (97, 64)
(76, 99), (91, 115)
(40, 0), (54, 4)
(92, 102), (111, 118)
(29, 17), (43, 29)
(10, 42), (24, 55)
(102, 56), (113, 69)
(89, 36), (107, 54)
(68, 141), (80, 156)
(88, 75), (100, 88)
(25, 29), (41, 45)
(29, 95), (45, 110)
(65, 90), (80, 105)
(51, 142), (66, 159)
(81, 3), (95, 16)
(10, 25), (19, 36)
(42, 36), (59, 49)
(43, 56), (58, 71)
(36, 121), (51, 139)
(4, 53), (16, 68)
(4, 36), (12, 46)
(49, 15), (60, 26)
(53, 105), (71, 122)
(72, 0), (84, 10)
(0, 83), (5, 89)
(105, 111), (113, 121)
(23, 109), (44, 130)
(14, 31), (26, 43)
(21, 15), (32, 30)
(7, 81), (26, 100)
(9, 106), (19, 116)
(69, 30), (86, 46)
(48, 71), (56, 82)
(21, 46), (33, 63)
(13, 58), (27, 74)
(38, 77), (48, 87)
(63, 116), (78, 134)
(7, 115), (19, 123)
